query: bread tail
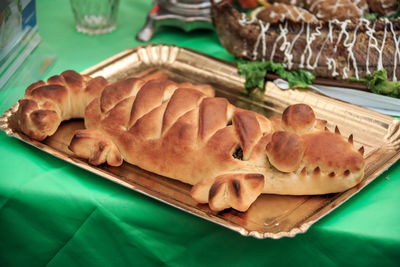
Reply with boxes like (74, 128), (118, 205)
(15, 70), (108, 140)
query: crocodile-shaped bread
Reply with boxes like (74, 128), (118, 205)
(14, 70), (365, 212)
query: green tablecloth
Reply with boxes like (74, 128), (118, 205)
(0, 1), (399, 266)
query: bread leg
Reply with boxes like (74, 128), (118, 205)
(191, 173), (265, 212)
(69, 129), (123, 166)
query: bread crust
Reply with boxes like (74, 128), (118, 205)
(15, 70), (109, 140)
(14, 72), (365, 212)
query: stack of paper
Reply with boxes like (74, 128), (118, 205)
(0, 0), (40, 89)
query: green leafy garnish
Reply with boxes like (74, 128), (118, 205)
(364, 13), (379, 20)
(351, 69), (400, 98)
(237, 59), (315, 94)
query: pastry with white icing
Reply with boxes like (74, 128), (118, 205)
(304, 0), (368, 20)
(213, 1), (400, 81)
(367, 0), (398, 16)
(254, 3), (318, 23)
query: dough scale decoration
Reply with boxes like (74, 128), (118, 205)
(14, 70), (365, 212)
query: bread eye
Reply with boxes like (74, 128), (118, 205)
(232, 145), (243, 160)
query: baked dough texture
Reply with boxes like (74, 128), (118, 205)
(15, 70), (365, 212)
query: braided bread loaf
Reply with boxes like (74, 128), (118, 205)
(16, 70), (109, 140)
(15, 70), (365, 212)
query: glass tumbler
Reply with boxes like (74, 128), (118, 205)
(70, 0), (120, 35)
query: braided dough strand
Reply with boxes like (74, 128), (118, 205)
(16, 70), (108, 140)
(15, 72), (365, 212)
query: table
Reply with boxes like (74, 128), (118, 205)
(0, 1), (399, 266)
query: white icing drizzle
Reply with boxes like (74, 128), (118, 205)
(325, 21), (338, 77)
(238, 13), (264, 60)
(328, 20), (334, 42)
(307, 22), (324, 70)
(278, 22), (291, 68)
(299, 23), (310, 68)
(299, 22), (323, 70)
(333, 19), (350, 53)
(270, 21), (288, 62)
(343, 19), (363, 80)
(308, 0), (325, 14)
(260, 21), (271, 60)
(388, 20), (400, 81)
(327, 58), (339, 77)
(235, 10), (399, 81)
(363, 18), (375, 75)
(252, 20), (271, 60)
(284, 22), (305, 69)
(242, 40), (248, 57)
(366, 18), (388, 72)
(311, 33), (328, 70)
(239, 13), (256, 26)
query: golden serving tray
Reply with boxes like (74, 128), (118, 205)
(1, 44), (400, 239)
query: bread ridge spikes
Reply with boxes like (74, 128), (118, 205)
(348, 134), (353, 145)
(335, 126), (341, 135)
(358, 146), (365, 156)
(313, 166), (321, 176)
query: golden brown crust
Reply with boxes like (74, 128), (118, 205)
(191, 173), (265, 212)
(302, 130), (365, 173)
(198, 97), (229, 142)
(99, 78), (145, 114)
(15, 70), (109, 140)
(69, 129), (123, 166)
(233, 109), (264, 160)
(282, 103), (315, 134)
(15, 72), (366, 212)
(266, 131), (305, 172)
